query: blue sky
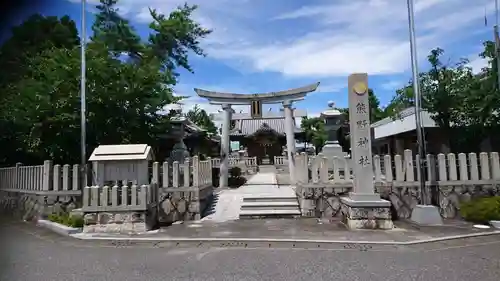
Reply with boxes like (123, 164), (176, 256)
(8, 0), (497, 120)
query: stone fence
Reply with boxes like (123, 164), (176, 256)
(0, 155), (257, 230)
(295, 150), (500, 220)
(0, 161), (82, 220)
(274, 156), (287, 166)
(150, 156), (214, 226)
(210, 156), (258, 174)
(82, 184), (158, 233)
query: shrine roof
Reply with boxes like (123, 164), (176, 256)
(230, 118), (302, 136)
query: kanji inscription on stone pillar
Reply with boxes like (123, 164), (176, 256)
(348, 73), (375, 197)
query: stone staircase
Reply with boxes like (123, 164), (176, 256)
(239, 168), (301, 219)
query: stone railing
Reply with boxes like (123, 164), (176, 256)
(295, 150), (500, 220)
(210, 156), (257, 168)
(275, 155), (316, 169)
(274, 156), (287, 166)
(82, 184), (158, 233)
(0, 161), (82, 220)
(151, 156), (214, 224)
(210, 156), (258, 175)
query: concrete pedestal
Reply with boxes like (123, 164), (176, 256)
(410, 205), (443, 225)
(322, 142), (345, 160)
(340, 196), (394, 230)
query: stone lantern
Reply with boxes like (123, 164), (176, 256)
(168, 102), (190, 163)
(320, 101), (346, 160)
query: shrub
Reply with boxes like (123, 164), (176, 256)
(229, 167), (242, 178)
(228, 176), (246, 188)
(48, 213), (84, 228)
(459, 196), (500, 224)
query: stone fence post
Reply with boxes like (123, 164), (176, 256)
(14, 162), (22, 190)
(42, 160), (53, 191)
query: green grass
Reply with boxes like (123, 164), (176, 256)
(47, 213), (84, 228)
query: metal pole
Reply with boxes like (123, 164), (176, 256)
(406, 0), (428, 205)
(496, 0), (498, 26)
(494, 0), (500, 90)
(80, 0), (87, 186)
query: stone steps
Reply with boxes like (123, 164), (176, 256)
(239, 195), (300, 219)
(239, 209), (301, 219)
(242, 196), (298, 203)
(240, 201), (300, 211)
(237, 171), (300, 219)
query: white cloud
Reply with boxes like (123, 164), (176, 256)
(209, 0), (494, 79)
(73, 0), (494, 80)
(467, 56), (489, 74)
(380, 80), (405, 91)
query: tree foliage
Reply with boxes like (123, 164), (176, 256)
(387, 45), (500, 152)
(0, 14), (81, 165)
(300, 116), (327, 154)
(186, 105), (218, 135)
(0, 0), (212, 165)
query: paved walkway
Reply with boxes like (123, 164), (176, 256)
(75, 217), (500, 246)
(201, 171), (295, 222)
(5, 219), (500, 281)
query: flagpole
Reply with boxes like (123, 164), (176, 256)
(80, 0), (87, 186)
(406, 0), (428, 205)
(406, 0), (443, 225)
(495, 0), (500, 90)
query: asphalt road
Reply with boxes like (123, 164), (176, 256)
(1, 220), (500, 281)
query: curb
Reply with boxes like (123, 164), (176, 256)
(69, 230), (500, 246)
(37, 220), (82, 236)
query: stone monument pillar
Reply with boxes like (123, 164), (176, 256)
(340, 73), (393, 230)
(283, 100), (296, 184)
(220, 104), (233, 188)
(320, 101), (347, 161)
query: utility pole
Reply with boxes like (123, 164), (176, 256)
(80, 0), (87, 187)
(406, 0), (428, 205)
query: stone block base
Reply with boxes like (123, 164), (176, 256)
(83, 211), (155, 234)
(340, 197), (394, 230)
(410, 205), (443, 225)
(0, 191), (79, 221)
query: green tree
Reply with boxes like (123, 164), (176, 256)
(300, 116), (327, 154)
(0, 14), (80, 87)
(91, 0), (142, 59)
(0, 1), (212, 165)
(387, 48), (475, 151)
(186, 105), (218, 135)
(0, 14), (80, 165)
(9, 42), (177, 163)
(368, 89), (387, 123)
(452, 41), (500, 151)
(147, 4), (211, 75)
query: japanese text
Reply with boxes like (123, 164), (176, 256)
(357, 137), (369, 148)
(356, 102), (367, 114)
(358, 155), (370, 167)
(356, 119), (368, 129)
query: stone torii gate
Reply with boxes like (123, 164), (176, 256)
(194, 83), (320, 187)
